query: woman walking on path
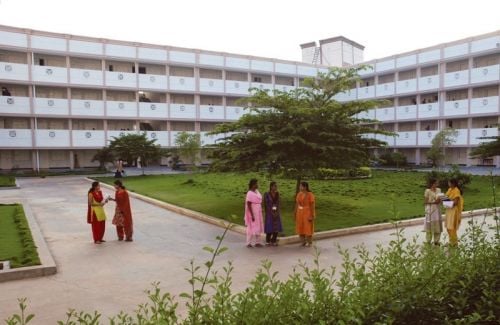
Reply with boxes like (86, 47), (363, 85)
(424, 178), (442, 245)
(87, 181), (108, 244)
(244, 179), (264, 248)
(445, 178), (464, 247)
(264, 181), (282, 246)
(110, 180), (133, 242)
(295, 181), (316, 247)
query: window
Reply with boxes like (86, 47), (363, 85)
(39, 58), (45, 66)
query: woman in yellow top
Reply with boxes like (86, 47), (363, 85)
(445, 178), (464, 246)
(295, 181), (316, 247)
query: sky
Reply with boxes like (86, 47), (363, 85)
(0, 0), (499, 63)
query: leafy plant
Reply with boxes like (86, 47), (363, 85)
(425, 165), (472, 191)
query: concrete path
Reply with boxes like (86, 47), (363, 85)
(0, 176), (495, 323)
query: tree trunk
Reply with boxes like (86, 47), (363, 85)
(295, 176), (302, 195)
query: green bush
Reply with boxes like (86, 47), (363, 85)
(379, 151), (408, 167)
(315, 167), (371, 179)
(425, 165), (472, 191)
(7, 218), (500, 325)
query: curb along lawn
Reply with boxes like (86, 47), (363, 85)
(97, 170), (499, 235)
(0, 204), (41, 268)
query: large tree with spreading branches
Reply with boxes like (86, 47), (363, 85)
(209, 67), (392, 192)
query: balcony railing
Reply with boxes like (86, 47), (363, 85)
(471, 64), (500, 84)
(470, 96), (499, 115)
(444, 99), (468, 116)
(32, 65), (68, 84)
(70, 68), (103, 86)
(418, 102), (439, 119)
(138, 102), (167, 118)
(105, 71), (137, 88)
(72, 130), (105, 147)
(199, 78), (224, 93)
(376, 82), (395, 97)
(200, 105), (224, 120)
(138, 74), (168, 90)
(444, 70), (469, 87)
(469, 128), (499, 145)
(418, 75), (439, 91)
(0, 129), (32, 147)
(34, 98), (69, 115)
(169, 76), (195, 91)
(396, 105), (417, 120)
(395, 131), (417, 146)
(71, 99), (105, 116)
(0, 96), (30, 115)
(35, 129), (70, 147)
(170, 103), (196, 119)
(106, 100), (137, 117)
(145, 131), (169, 146)
(225, 80), (250, 95)
(396, 79), (417, 94)
(375, 107), (395, 121)
(225, 106), (245, 120)
(0, 61), (29, 81)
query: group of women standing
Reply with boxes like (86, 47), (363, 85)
(424, 178), (464, 247)
(244, 179), (316, 247)
(87, 180), (133, 244)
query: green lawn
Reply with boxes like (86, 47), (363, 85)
(0, 204), (41, 268)
(0, 175), (16, 187)
(97, 171), (499, 235)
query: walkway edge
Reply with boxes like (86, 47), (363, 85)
(0, 200), (57, 282)
(89, 178), (247, 235)
(87, 178), (498, 245)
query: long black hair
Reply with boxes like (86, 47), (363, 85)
(114, 179), (126, 189)
(248, 178), (258, 190)
(427, 178), (438, 188)
(448, 178), (463, 195)
(88, 181), (99, 193)
(300, 181), (311, 192)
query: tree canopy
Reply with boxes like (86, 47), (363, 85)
(426, 128), (458, 167)
(174, 131), (201, 166)
(108, 133), (166, 173)
(209, 67), (391, 185)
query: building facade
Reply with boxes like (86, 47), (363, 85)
(0, 25), (499, 170)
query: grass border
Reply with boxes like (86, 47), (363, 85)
(0, 203), (41, 268)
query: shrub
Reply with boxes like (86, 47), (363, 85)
(379, 151), (408, 167)
(425, 165), (472, 191)
(7, 217), (500, 324)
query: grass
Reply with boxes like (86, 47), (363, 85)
(0, 204), (41, 268)
(0, 175), (16, 187)
(96, 170), (499, 236)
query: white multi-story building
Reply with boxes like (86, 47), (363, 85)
(0, 25), (499, 170)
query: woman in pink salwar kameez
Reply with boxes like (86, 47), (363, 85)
(244, 179), (264, 248)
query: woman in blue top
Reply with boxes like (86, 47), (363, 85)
(263, 181), (283, 246)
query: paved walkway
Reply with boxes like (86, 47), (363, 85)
(0, 176), (495, 323)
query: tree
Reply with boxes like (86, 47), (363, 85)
(174, 131), (201, 167)
(91, 147), (114, 170)
(108, 133), (165, 175)
(209, 67), (391, 192)
(426, 128), (458, 167)
(469, 131), (500, 160)
(379, 151), (407, 168)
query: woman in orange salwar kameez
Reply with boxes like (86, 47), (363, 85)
(110, 180), (133, 242)
(445, 178), (463, 247)
(295, 181), (316, 247)
(87, 181), (107, 244)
